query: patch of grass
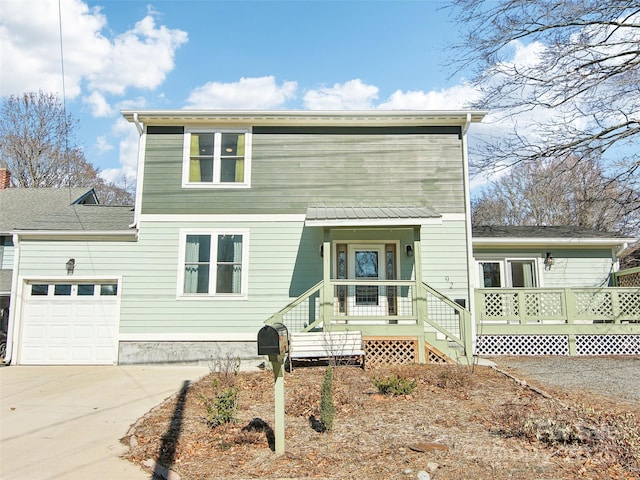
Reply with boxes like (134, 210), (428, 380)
(372, 373), (417, 396)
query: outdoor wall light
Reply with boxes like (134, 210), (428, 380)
(405, 244), (414, 257)
(66, 258), (76, 275)
(319, 244), (324, 257)
(544, 252), (554, 270)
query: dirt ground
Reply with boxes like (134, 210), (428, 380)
(121, 362), (639, 480)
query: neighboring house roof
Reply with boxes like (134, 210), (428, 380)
(306, 206), (441, 227)
(0, 187), (98, 234)
(473, 225), (636, 248)
(14, 204), (135, 233)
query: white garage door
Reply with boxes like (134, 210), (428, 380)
(20, 281), (119, 365)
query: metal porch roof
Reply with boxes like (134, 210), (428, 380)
(305, 206), (441, 227)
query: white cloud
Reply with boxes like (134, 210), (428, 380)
(83, 91), (112, 117)
(95, 135), (113, 154)
(378, 83), (481, 110)
(87, 15), (188, 95)
(303, 79), (379, 110)
(185, 76), (297, 109)
(0, 0), (187, 112)
(98, 118), (139, 184)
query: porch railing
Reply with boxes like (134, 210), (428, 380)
(476, 287), (640, 325)
(265, 279), (468, 349)
(266, 281), (323, 333)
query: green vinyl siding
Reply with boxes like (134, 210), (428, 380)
(118, 220), (322, 334)
(542, 249), (615, 287)
(473, 247), (615, 288)
(17, 240), (139, 278)
(141, 130), (465, 216)
(422, 220), (470, 303)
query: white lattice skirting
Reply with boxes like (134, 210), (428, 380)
(476, 334), (640, 356)
(575, 335), (640, 355)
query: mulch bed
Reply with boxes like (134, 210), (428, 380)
(121, 363), (639, 480)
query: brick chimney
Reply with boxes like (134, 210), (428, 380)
(0, 168), (11, 189)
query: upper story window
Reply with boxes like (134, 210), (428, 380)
(182, 129), (252, 188)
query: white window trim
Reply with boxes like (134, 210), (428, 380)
(177, 229), (249, 300)
(181, 127), (252, 189)
(476, 255), (543, 288)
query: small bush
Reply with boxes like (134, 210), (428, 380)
(434, 366), (471, 389)
(319, 367), (335, 432)
(201, 386), (239, 428)
(373, 373), (417, 396)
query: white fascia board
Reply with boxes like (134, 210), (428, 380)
(139, 213), (305, 223)
(473, 237), (635, 248)
(121, 109), (488, 126)
(119, 332), (256, 342)
(13, 230), (138, 241)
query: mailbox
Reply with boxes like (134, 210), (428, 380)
(257, 323), (289, 356)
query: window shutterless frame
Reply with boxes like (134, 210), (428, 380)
(476, 256), (541, 288)
(177, 229), (249, 300)
(181, 128), (252, 188)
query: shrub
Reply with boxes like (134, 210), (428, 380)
(373, 373), (417, 396)
(319, 367), (335, 432)
(201, 385), (239, 428)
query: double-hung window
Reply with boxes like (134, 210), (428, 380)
(183, 128), (252, 187)
(180, 230), (248, 298)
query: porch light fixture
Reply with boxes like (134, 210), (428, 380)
(66, 258), (76, 275)
(544, 252), (554, 270)
(405, 244), (414, 257)
(319, 244), (324, 257)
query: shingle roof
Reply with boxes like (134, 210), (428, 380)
(16, 204), (134, 232)
(473, 225), (634, 240)
(0, 187), (94, 233)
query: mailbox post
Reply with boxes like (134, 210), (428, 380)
(257, 323), (289, 455)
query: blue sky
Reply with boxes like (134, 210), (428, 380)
(1, 0), (482, 186)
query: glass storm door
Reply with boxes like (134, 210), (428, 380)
(348, 245), (387, 315)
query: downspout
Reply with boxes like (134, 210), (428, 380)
(4, 232), (21, 364)
(461, 113), (477, 360)
(129, 113), (145, 229)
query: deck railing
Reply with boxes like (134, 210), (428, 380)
(476, 287), (640, 325)
(265, 279), (468, 349)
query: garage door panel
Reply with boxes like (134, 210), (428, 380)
(50, 325), (71, 341)
(20, 281), (119, 365)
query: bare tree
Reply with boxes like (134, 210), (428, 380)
(449, 0), (640, 231)
(472, 155), (640, 234)
(0, 91), (134, 205)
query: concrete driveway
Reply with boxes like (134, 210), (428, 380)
(0, 365), (209, 480)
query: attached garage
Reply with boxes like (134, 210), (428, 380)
(19, 280), (120, 365)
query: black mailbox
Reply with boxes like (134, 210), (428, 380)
(257, 323), (289, 356)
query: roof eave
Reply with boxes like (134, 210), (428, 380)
(473, 237), (636, 248)
(13, 230), (138, 241)
(121, 109), (488, 127)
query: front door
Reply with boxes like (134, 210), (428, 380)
(348, 244), (387, 315)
